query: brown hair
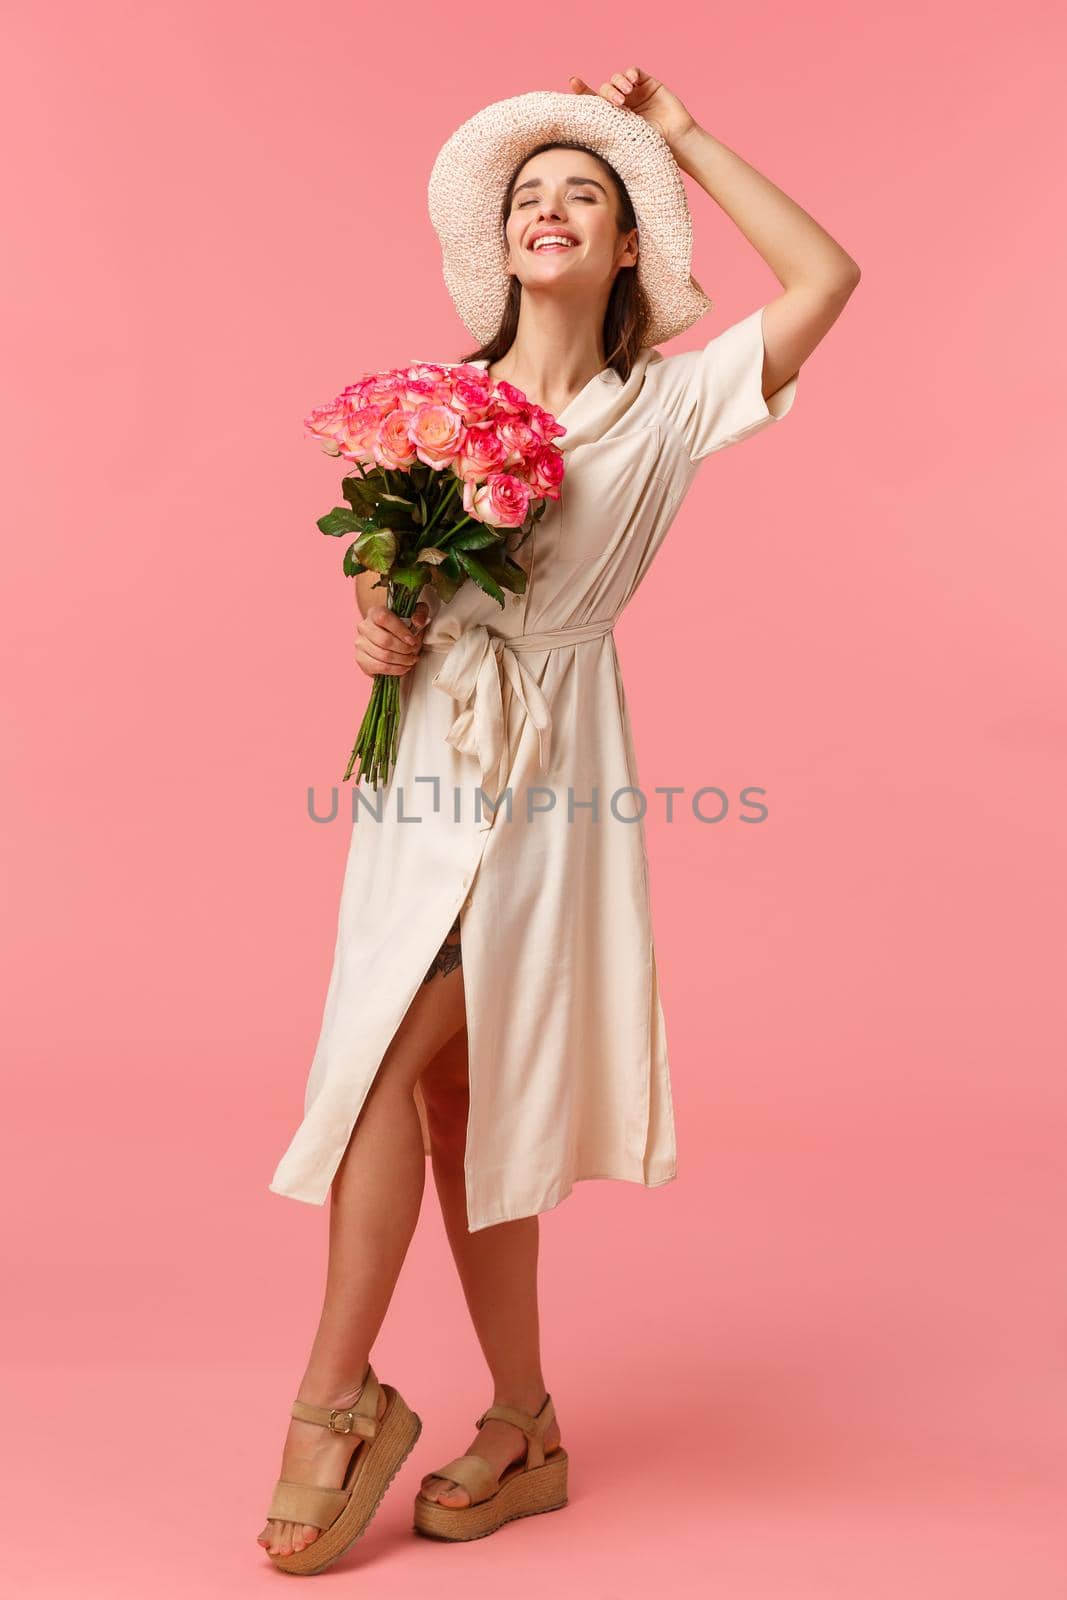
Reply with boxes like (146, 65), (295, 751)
(458, 140), (652, 384)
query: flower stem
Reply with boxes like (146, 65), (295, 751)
(343, 580), (423, 788)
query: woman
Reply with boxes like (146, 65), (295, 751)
(261, 69), (859, 1572)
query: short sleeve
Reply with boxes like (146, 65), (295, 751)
(649, 303), (798, 464)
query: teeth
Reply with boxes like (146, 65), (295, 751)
(531, 236), (576, 251)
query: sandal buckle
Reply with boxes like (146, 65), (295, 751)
(328, 1407), (357, 1433)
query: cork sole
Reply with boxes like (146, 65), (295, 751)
(412, 1446), (569, 1542)
(269, 1385), (422, 1575)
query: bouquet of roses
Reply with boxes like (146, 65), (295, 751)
(304, 360), (567, 789)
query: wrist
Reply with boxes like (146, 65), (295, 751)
(666, 119), (706, 167)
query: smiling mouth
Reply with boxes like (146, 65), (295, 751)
(527, 237), (579, 253)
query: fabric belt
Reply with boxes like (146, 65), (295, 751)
(421, 612), (619, 811)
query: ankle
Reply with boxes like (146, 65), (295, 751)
(488, 1383), (549, 1417)
(296, 1358), (372, 1411)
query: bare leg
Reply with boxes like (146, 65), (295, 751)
(259, 942), (466, 1558)
(416, 1029), (562, 1507)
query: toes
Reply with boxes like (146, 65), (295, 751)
(433, 1477), (470, 1508)
(420, 1470), (474, 1507)
(261, 1512), (319, 1557)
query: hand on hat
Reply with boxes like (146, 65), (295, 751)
(567, 67), (696, 151)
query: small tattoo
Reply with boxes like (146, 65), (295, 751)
(422, 914), (462, 984)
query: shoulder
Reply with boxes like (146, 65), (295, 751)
(636, 308), (799, 464)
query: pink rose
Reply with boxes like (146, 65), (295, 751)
(304, 393), (358, 446)
(496, 415), (542, 466)
(448, 370), (494, 421)
(395, 363), (459, 412)
(488, 378), (530, 417)
(333, 404), (388, 463)
(352, 372), (405, 411)
(397, 378), (444, 415)
(462, 471), (533, 529)
(454, 423), (508, 483)
(527, 443), (566, 500)
(372, 407), (419, 470)
(408, 403), (465, 469)
(400, 361), (451, 393)
(522, 403), (567, 445)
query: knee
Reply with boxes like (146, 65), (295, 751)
(420, 1071), (470, 1158)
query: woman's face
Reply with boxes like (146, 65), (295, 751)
(503, 146), (637, 303)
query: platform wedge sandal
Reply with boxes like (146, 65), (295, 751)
(412, 1392), (568, 1541)
(265, 1362), (422, 1575)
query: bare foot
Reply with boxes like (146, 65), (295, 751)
(419, 1392), (561, 1508)
(257, 1371), (388, 1559)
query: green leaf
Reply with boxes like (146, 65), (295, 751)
(389, 565), (428, 592)
(318, 505), (364, 537)
(477, 548), (529, 596)
(454, 549), (505, 605)
(430, 566), (463, 604)
(353, 528), (397, 573)
(449, 524), (502, 551)
(341, 475), (382, 514)
(342, 541), (366, 577)
(498, 560), (528, 595)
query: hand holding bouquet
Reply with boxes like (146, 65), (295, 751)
(304, 361), (567, 788)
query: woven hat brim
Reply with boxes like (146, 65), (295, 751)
(427, 89), (713, 348)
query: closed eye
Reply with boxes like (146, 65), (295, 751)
(517, 195), (596, 207)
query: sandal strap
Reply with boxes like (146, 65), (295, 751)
(290, 1362), (381, 1438)
(475, 1392), (555, 1470)
(430, 1451), (501, 1506)
(267, 1477), (350, 1530)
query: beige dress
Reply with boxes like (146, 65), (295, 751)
(269, 303), (799, 1231)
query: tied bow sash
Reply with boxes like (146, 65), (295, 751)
(422, 613), (619, 823)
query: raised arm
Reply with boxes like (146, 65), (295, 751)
(569, 68), (861, 395)
(669, 119), (860, 395)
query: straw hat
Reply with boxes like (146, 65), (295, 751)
(427, 88), (713, 349)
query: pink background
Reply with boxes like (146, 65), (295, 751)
(2, 3), (1064, 1595)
